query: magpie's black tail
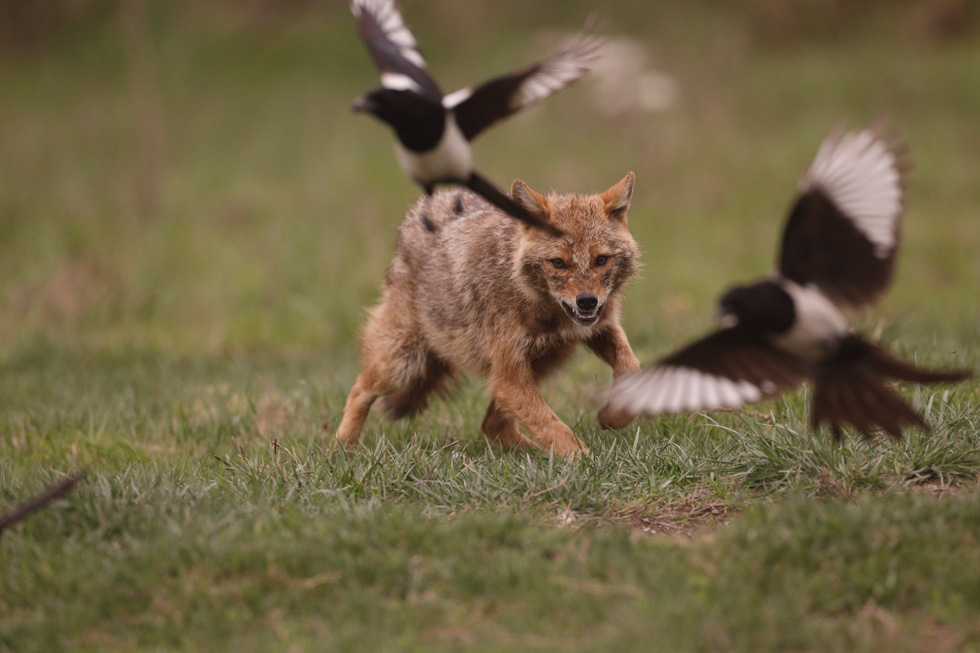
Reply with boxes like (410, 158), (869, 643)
(811, 335), (971, 440)
(855, 338), (972, 385)
(466, 171), (562, 236)
(0, 471), (86, 534)
(811, 361), (927, 440)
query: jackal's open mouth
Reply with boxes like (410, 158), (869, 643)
(561, 302), (603, 326)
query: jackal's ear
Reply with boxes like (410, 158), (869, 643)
(601, 172), (635, 222)
(511, 179), (551, 227)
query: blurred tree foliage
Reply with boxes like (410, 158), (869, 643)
(0, 0), (107, 52)
(1, 0), (977, 57)
(744, 0), (979, 46)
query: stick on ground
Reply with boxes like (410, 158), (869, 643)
(0, 472), (86, 534)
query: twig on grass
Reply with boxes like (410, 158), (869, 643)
(0, 471), (87, 535)
(524, 475), (570, 502)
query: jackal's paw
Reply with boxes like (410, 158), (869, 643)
(484, 430), (529, 452)
(497, 435), (530, 452)
(548, 439), (590, 459)
(598, 404), (636, 430)
(334, 427), (360, 453)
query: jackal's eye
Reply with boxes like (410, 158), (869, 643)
(594, 255), (609, 267)
(550, 258), (567, 269)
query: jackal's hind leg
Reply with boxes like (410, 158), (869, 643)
(336, 372), (382, 451)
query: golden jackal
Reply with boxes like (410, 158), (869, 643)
(336, 173), (642, 457)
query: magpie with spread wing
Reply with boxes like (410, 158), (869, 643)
(350, 0), (601, 236)
(608, 127), (971, 440)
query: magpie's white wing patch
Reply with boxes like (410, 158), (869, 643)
(351, 0), (442, 100)
(508, 35), (603, 112)
(799, 127), (904, 259)
(448, 32), (603, 141)
(380, 72), (424, 93)
(778, 126), (907, 308)
(441, 87), (473, 110)
(607, 328), (807, 418)
(351, 0), (426, 69)
(610, 365), (766, 416)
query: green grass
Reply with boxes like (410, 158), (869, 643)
(2, 2), (980, 650)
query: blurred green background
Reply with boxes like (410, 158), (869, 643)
(1, 0), (978, 359)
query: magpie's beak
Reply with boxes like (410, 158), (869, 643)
(351, 94), (377, 114)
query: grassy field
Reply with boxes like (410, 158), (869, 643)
(2, 1), (980, 650)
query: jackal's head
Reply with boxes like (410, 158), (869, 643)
(512, 173), (640, 327)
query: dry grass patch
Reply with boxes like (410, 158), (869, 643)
(613, 492), (736, 539)
(552, 488), (739, 539)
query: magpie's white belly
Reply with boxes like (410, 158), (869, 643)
(771, 280), (849, 360)
(394, 116), (472, 186)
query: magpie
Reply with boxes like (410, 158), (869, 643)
(350, 0), (601, 236)
(607, 126), (971, 440)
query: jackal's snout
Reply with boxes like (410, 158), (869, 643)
(562, 292), (604, 325)
(576, 293), (599, 312)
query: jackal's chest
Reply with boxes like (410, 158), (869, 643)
(524, 318), (601, 354)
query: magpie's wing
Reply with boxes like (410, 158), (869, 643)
(446, 32), (602, 141)
(778, 126), (907, 309)
(607, 328), (808, 417)
(350, 0), (443, 101)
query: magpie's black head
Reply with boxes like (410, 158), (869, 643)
(352, 88), (445, 152)
(717, 280), (795, 334)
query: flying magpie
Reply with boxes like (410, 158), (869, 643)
(350, 0), (601, 236)
(607, 126), (971, 440)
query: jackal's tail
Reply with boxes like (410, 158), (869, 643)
(811, 335), (971, 440)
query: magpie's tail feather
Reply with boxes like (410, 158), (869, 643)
(0, 471), (86, 534)
(466, 172), (562, 236)
(857, 338), (973, 385)
(419, 189), (438, 233)
(811, 335), (971, 440)
(811, 363), (926, 440)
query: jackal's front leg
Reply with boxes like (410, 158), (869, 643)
(480, 399), (527, 451)
(489, 357), (588, 458)
(586, 324), (641, 430)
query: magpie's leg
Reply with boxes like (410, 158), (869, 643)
(420, 184), (437, 233)
(466, 171), (562, 236)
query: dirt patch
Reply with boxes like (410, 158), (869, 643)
(916, 621), (974, 653)
(907, 476), (980, 498)
(552, 489), (740, 540)
(610, 491), (737, 539)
